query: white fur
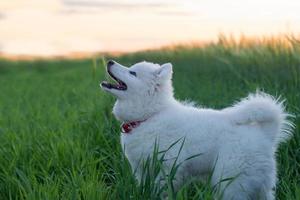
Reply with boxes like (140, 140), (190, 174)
(101, 61), (294, 200)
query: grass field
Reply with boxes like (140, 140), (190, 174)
(0, 37), (299, 199)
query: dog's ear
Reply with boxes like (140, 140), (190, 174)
(155, 63), (173, 82)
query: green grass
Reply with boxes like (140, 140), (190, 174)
(0, 37), (299, 199)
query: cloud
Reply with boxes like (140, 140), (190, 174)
(0, 12), (5, 20)
(156, 10), (196, 17)
(59, 0), (187, 16)
(62, 0), (170, 9)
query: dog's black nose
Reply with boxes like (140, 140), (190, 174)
(107, 60), (115, 68)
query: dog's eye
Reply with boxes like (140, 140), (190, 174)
(129, 71), (137, 77)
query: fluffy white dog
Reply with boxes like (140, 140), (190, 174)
(101, 60), (293, 200)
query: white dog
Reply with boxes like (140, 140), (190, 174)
(100, 60), (293, 200)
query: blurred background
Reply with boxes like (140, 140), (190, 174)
(1, 0), (300, 57)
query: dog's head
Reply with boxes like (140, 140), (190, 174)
(101, 60), (174, 122)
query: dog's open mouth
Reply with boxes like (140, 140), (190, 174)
(101, 69), (127, 91)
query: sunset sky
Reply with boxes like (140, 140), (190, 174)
(0, 0), (300, 56)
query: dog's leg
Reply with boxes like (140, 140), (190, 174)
(211, 154), (276, 200)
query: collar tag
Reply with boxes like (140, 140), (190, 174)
(121, 121), (143, 134)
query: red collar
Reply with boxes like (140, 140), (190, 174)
(121, 120), (145, 134)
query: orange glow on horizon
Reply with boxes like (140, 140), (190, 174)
(0, 0), (300, 56)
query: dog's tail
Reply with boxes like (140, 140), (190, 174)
(226, 92), (294, 146)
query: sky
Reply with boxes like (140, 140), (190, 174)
(0, 0), (300, 56)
